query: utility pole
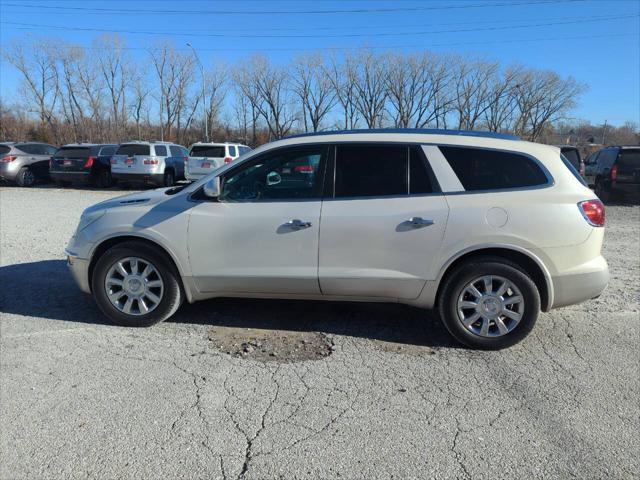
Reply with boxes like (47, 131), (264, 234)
(601, 120), (608, 145)
(187, 43), (209, 142)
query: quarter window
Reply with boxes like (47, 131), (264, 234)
(220, 146), (326, 202)
(439, 146), (548, 191)
(154, 145), (167, 156)
(228, 145), (237, 157)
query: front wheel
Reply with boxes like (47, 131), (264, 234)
(437, 257), (540, 349)
(91, 241), (183, 327)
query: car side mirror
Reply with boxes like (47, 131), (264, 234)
(203, 176), (221, 198)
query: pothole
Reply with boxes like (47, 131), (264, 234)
(207, 326), (334, 363)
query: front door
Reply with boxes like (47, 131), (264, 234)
(188, 144), (328, 294)
(319, 144), (449, 299)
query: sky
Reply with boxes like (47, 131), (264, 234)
(0, 0), (638, 126)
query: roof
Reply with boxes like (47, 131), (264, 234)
(285, 128), (520, 141)
(60, 143), (114, 147)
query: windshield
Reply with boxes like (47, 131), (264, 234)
(190, 145), (225, 157)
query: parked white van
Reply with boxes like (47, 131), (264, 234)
(65, 129), (608, 349)
(185, 142), (251, 181)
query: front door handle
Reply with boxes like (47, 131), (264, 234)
(408, 217), (435, 227)
(285, 219), (312, 229)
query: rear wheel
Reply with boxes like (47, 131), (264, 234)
(594, 179), (612, 202)
(437, 257), (540, 350)
(16, 167), (35, 187)
(91, 241), (183, 327)
(163, 170), (175, 187)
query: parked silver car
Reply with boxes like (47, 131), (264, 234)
(110, 141), (188, 187)
(0, 142), (58, 186)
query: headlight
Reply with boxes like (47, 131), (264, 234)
(77, 209), (106, 231)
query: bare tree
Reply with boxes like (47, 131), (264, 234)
(351, 50), (387, 128)
(292, 53), (336, 132)
(324, 52), (359, 130)
(95, 35), (131, 139)
(483, 65), (522, 132)
(233, 62), (263, 144)
(204, 66), (227, 135)
(453, 58), (499, 130)
(57, 43), (87, 142)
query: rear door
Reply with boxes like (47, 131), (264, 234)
(51, 146), (92, 172)
(111, 144), (151, 174)
(318, 143), (449, 299)
(188, 144), (226, 177)
(615, 149), (640, 185)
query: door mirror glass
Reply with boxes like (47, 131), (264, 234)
(203, 177), (221, 198)
(266, 171), (282, 186)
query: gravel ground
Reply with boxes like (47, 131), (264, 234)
(1, 186), (638, 479)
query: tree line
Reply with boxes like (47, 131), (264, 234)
(1, 35), (590, 147)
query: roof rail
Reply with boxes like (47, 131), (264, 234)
(284, 128), (520, 141)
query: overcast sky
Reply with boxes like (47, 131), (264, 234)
(1, 0), (638, 125)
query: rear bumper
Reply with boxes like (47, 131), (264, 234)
(0, 161), (21, 182)
(551, 257), (609, 308)
(51, 171), (92, 183)
(65, 248), (92, 294)
(111, 172), (164, 186)
(612, 182), (640, 195)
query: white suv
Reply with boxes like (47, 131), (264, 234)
(65, 130), (609, 349)
(185, 142), (251, 181)
(111, 141), (188, 187)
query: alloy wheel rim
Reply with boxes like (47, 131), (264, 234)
(24, 170), (35, 185)
(104, 257), (164, 316)
(456, 275), (524, 338)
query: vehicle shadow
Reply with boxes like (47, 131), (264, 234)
(0, 260), (458, 349)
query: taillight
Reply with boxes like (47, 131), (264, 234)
(224, 156), (233, 164)
(1, 155), (17, 163)
(184, 156), (189, 165)
(84, 156), (96, 168)
(143, 158), (159, 165)
(610, 164), (618, 181)
(578, 199), (605, 227)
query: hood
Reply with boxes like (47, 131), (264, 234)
(83, 187), (172, 215)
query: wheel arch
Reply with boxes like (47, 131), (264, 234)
(435, 245), (553, 312)
(88, 234), (193, 302)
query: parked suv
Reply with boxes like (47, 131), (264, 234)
(185, 142), (251, 181)
(66, 129), (608, 349)
(111, 141), (188, 187)
(0, 142), (58, 186)
(50, 144), (118, 187)
(584, 146), (640, 201)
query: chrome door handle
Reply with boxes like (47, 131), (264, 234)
(285, 219), (312, 229)
(408, 217), (435, 227)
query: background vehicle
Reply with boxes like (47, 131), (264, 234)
(0, 142), (58, 187)
(557, 145), (584, 177)
(66, 130), (608, 350)
(50, 144), (118, 187)
(584, 146), (640, 201)
(186, 142), (251, 181)
(110, 141), (187, 187)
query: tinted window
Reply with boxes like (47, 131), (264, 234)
(0, 145), (11, 155)
(45, 145), (58, 155)
(190, 145), (225, 157)
(228, 145), (237, 157)
(54, 147), (91, 159)
(238, 146), (251, 155)
(439, 146), (548, 191)
(169, 145), (182, 156)
(335, 144), (407, 198)
(220, 146), (325, 202)
(617, 149), (640, 168)
(561, 148), (581, 170)
(154, 145), (167, 156)
(16, 144), (37, 154)
(409, 145), (435, 194)
(560, 154), (587, 186)
(100, 146), (116, 156)
(116, 144), (150, 156)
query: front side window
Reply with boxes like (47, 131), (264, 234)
(220, 146), (326, 202)
(439, 146), (548, 191)
(154, 145), (167, 156)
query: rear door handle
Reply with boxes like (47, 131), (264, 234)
(285, 219), (312, 229)
(408, 217), (435, 227)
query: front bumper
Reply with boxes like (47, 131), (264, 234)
(111, 172), (164, 186)
(65, 248), (92, 294)
(551, 257), (609, 308)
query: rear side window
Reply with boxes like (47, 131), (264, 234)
(439, 146), (548, 191)
(617, 149), (640, 168)
(154, 145), (167, 156)
(228, 145), (237, 157)
(0, 145), (11, 155)
(54, 147), (90, 158)
(16, 144), (38, 154)
(190, 145), (225, 157)
(561, 148), (581, 170)
(100, 146), (116, 156)
(335, 144), (407, 198)
(116, 144), (150, 156)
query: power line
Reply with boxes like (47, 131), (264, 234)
(0, 0), (588, 15)
(2, 14), (636, 39)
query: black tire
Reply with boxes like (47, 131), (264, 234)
(91, 241), (183, 327)
(594, 179), (611, 202)
(15, 167), (36, 187)
(437, 256), (541, 350)
(96, 170), (113, 188)
(163, 170), (175, 187)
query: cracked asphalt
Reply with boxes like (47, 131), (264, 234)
(1, 186), (638, 479)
